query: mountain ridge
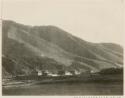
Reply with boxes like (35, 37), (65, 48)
(2, 20), (123, 77)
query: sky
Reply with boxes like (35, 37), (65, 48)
(1, 0), (124, 46)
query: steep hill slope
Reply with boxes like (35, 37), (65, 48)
(2, 20), (123, 77)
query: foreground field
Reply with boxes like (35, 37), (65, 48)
(2, 73), (123, 95)
(3, 81), (123, 95)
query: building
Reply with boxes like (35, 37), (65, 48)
(65, 71), (72, 76)
(37, 70), (42, 76)
(74, 70), (80, 75)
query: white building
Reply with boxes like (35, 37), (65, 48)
(74, 70), (80, 75)
(37, 70), (42, 76)
(65, 71), (72, 76)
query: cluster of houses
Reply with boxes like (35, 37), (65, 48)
(31, 70), (81, 77)
(30, 69), (96, 77)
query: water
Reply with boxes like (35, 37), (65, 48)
(2, 81), (123, 95)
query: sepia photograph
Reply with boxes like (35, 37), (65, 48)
(1, 0), (124, 96)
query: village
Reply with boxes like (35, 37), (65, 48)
(13, 68), (97, 81)
(32, 70), (81, 77)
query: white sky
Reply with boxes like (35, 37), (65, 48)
(1, 0), (124, 46)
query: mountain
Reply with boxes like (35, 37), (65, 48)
(2, 20), (123, 77)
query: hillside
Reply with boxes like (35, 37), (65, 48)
(2, 20), (123, 77)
